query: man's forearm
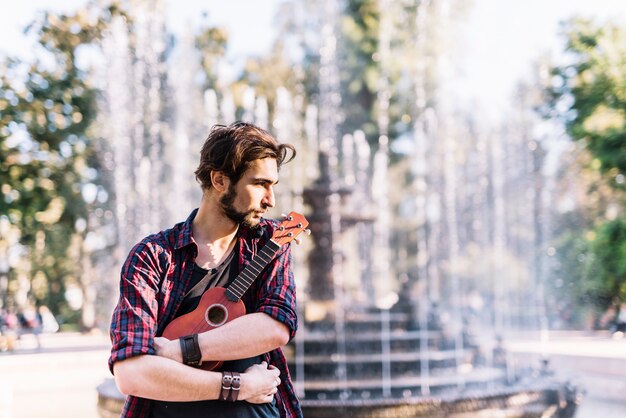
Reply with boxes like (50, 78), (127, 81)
(114, 355), (281, 404)
(114, 355), (221, 401)
(198, 312), (290, 362)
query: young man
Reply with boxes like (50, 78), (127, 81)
(109, 122), (303, 417)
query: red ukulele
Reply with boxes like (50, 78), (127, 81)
(162, 211), (309, 371)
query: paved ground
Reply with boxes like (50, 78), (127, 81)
(0, 330), (624, 417)
(0, 331), (111, 418)
(506, 331), (626, 418)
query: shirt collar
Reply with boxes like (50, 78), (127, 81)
(174, 208), (199, 250)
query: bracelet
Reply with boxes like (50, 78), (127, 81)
(220, 371), (233, 401)
(228, 372), (241, 402)
(179, 334), (202, 367)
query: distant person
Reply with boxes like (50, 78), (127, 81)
(108, 122), (303, 417)
(0, 308), (18, 352)
(614, 303), (626, 335)
(38, 306), (59, 334)
(18, 304), (42, 349)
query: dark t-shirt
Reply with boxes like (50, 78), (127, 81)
(151, 247), (279, 418)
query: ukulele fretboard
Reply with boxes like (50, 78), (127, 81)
(225, 240), (281, 302)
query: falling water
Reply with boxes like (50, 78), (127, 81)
(100, 0), (169, 255)
(274, 87), (306, 214)
(353, 131), (375, 304)
(304, 104), (320, 181)
(491, 130), (507, 339)
(204, 89), (219, 128)
(413, 0), (433, 397)
(221, 89), (236, 124)
(372, 0), (393, 308)
(240, 86), (256, 123)
(169, 29), (204, 222)
(254, 96), (269, 130)
(131, 0), (167, 236)
(318, 0), (349, 399)
(436, 0), (466, 390)
(101, 14), (133, 256)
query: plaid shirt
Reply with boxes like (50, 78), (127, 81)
(109, 209), (302, 418)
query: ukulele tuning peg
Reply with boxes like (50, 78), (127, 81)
(304, 229), (311, 236)
(281, 213), (287, 218)
(294, 237), (301, 245)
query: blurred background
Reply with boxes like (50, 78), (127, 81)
(1, 0), (626, 417)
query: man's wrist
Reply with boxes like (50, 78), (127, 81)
(179, 334), (202, 367)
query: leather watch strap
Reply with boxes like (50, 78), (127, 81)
(220, 371), (233, 401)
(179, 334), (202, 367)
(228, 372), (241, 402)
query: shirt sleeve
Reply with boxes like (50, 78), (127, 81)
(108, 240), (162, 374)
(254, 243), (298, 340)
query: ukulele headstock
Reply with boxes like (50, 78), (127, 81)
(271, 212), (310, 246)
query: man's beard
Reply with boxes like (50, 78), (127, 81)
(219, 185), (263, 229)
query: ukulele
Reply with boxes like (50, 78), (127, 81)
(162, 211), (309, 371)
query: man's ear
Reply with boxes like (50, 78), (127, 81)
(210, 171), (230, 192)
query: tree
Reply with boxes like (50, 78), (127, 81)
(195, 25), (229, 90)
(0, 4), (118, 326)
(548, 18), (626, 184)
(545, 18), (626, 322)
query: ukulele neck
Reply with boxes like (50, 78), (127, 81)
(224, 240), (281, 302)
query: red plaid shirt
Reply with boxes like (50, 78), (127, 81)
(109, 209), (302, 418)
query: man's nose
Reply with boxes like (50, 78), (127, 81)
(263, 186), (275, 208)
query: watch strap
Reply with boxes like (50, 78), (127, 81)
(179, 334), (202, 367)
(228, 372), (241, 402)
(220, 371), (233, 401)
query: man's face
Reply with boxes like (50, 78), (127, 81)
(219, 158), (278, 229)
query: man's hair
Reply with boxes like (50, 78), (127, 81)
(195, 121), (296, 191)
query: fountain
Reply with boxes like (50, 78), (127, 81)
(281, 0), (581, 417)
(288, 130), (580, 417)
(95, 0), (582, 417)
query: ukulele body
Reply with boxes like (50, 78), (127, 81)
(162, 286), (246, 371)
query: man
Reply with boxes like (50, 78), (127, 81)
(109, 122), (303, 417)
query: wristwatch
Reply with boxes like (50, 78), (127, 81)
(179, 334), (202, 367)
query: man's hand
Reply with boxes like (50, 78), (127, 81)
(240, 361), (281, 404)
(154, 336), (182, 363)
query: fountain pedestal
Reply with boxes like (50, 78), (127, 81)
(96, 379), (125, 418)
(288, 307), (581, 418)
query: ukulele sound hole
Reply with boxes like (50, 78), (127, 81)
(205, 304), (228, 327)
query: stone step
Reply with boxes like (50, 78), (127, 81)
(290, 362), (462, 381)
(296, 329), (442, 343)
(296, 349), (471, 364)
(291, 330), (449, 354)
(304, 313), (414, 333)
(292, 367), (507, 401)
(289, 349), (477, 381)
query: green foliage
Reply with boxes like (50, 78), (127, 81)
(196, 26), (229, 89)
(0, 5), (116, 316)
(546, 19), (626, 322)
(339, 0), (380, 142)
(586, 219), (626, 305)
(238, 41), (301, 122)
(554, 218), (626, 319)
(549, 19), (626, 182)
